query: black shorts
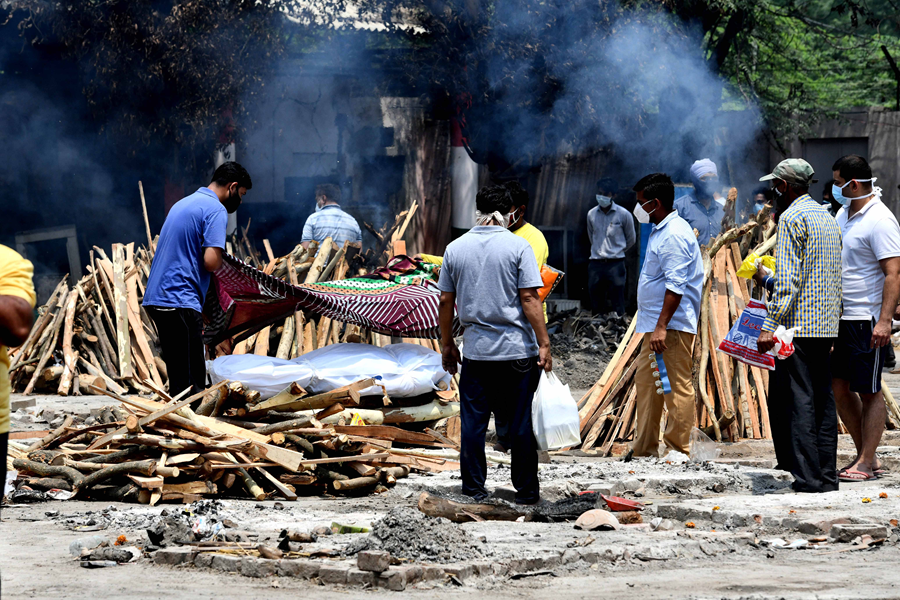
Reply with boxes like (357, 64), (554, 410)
(832, 319), (887, 394)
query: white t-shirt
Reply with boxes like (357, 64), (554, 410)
(836, 198), (900, 320)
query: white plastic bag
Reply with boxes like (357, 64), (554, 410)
(773, 326), (801, 359)
(531, 371), (581, 451)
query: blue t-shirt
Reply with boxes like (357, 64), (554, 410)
(437, 226), (543, 361)
(143, 187), (227, 312)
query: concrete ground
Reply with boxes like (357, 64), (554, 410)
(4, 377), (900, 599)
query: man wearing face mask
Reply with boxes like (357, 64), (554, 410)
(755, 158), (842, 493)
(632, 173), (704, 457)
(144, 161), (252, 397)
(300, 183), (362, 252)
(673, 159), (725, 245)
(438, 184), (551, 504)
(821, 179), (840, 217)
(829, 155), (900, 482)
(586, 178), (636, 316)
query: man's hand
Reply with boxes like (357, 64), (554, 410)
(649, 324), (668, 353)
(894, 304), (900, 321)
(872, 319), (892, 348)
(442, 344), (462, 375)
(757, 330), (776, 353)
(538, 344), (552, 372)
(751, 270), (767, 288)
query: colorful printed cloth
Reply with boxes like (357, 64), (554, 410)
(203, 254), (459, 345)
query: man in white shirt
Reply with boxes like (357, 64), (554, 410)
(631, 173), (704, 457)
(831, 155), (900, 482)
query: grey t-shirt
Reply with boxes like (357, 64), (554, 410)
(437, 226), (543, 361)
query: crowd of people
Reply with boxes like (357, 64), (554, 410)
(1, 153), (898, 512)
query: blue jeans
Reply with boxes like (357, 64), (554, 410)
(459, 356), (541, 503)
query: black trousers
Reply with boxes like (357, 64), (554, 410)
(146, 307), (207, 398)
(459, 357), (542, 504)
(769, 337), (839, 493)
(0, 431), (7, 518)
(588, 258), (626, 315)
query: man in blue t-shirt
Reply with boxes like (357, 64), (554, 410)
(143, 162), (252, 397)
(438, 185), (552, 506)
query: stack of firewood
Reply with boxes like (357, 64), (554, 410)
(576, 214), (900, 455)
(8, 375), (461, 503)
(7, 200), (433, 394)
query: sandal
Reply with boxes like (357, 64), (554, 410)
(839, 469), (878, 482)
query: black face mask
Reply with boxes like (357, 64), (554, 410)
(223, 189), (242, 214)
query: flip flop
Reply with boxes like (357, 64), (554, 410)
(839, 469), (878, 482)
(874, 468), (887, 476)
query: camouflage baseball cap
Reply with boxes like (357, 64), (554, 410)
(759, 158), (815, 186)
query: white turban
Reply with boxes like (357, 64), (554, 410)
(690, 159), (718, 188)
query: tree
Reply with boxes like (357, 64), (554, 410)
(5, 0), (291, 181)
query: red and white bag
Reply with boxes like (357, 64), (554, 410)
(717, 300), (776, 370)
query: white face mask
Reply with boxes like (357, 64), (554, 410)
(715, 196), (726, 206)
(633, 200), (654, 224)
(596, 194), (612, 208)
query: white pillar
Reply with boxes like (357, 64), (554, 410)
(450, 117), (477, 236)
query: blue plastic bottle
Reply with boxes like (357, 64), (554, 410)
(649, 352), (672, 395)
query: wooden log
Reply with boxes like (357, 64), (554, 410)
(275, 317), (294, 360)
(236, 451), (297, 501)
(301, 321), (315, 356)
(332, 476), (378, 492)
(251, 380), (369, 414)
(22, 292), (67, 395)
(251, 417), (315, 435)
(331, 425), (446, 447)
(12, 458), (84, 489)
(77, 356), (127, 395)
(9, 277), (67, 372)
(316, 317), (332, 349)
(110, 246), (133, 378)
(123, 244), (163, 386)
(254, 326), (271, 356)
(304, 237), (334, 284)
(128, 474), (164, 489)
(417, 491), (526, 523)
(25, 415), (75, 452)
(700, 411), (736, 440)
(55, 288), (80, 395)
(223, 452), (266, 500)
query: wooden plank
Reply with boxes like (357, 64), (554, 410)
(729, 242), (751, 304)
(124, 245), (163, 387)
(252, 379), (372, 414)
(56, 288), (79, 395)
(579, 328), (642, 435)
(236, 451), (297, 500)
(578, 315), (637, 412)
(331, 425), (448, 447)
(128, 474), (164, 489)
(710, 253), (739, 439)
(254, 326), (271, 356)
(110, 246), (133, 379)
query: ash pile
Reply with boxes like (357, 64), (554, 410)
(549, 310), (631, 390)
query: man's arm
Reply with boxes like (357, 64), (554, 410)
(0, 295), (33, 347)
(650, 290), (683, 353)
(623, 211), (637, 251)
(203, 247), (223, 272)
(520, 287), (552, 371)
(439, 291), (461, 375)
(586, 211), (595, 241)
(761, 218), (803, 333)
(873, 256), (900, 348)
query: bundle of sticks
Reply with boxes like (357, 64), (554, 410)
(576, 215), (900, 455)
(8, 377), (461, 503)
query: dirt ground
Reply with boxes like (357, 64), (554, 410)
(3, 378), (900, 599)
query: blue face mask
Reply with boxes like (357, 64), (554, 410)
(596, 194), (612, 208)
(832, 178), (876, 207)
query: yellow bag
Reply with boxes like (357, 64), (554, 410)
(736, 253), (776, 279)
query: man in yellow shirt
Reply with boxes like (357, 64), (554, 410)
(420, 181), (550, 320)
(0, 245), (36, 509)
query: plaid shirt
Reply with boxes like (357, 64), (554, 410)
(762, 194), (842, 337)
(301, 204), (362, 247)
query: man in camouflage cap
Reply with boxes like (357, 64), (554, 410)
(754, 158), (843, 493)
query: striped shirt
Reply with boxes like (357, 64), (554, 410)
(762, 195), (842, 337)
(301, 204), (362, 248)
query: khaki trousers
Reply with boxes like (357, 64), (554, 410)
(632, 330), (696, 457)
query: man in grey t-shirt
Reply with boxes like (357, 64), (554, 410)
(438, 185), (552, 505)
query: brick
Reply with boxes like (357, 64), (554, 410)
(378, 568), (407, 591)
(193, 553), (213, 569)
(797, 518), (851, 535)
(423, 566), (445, 581)
(211, 555), (243, 572)
(318, 565), (350, 584)
(153, 548), (193, 566)
(357, 550), (391, 573)
(10, 398), (36, 411)
(277, 559), (320, 579)
(830, 523), (889, 543)
(241, 557), (277, 578)
(443, 565), (474, 580)
(399, 565), (423, 584)
(347, 569), (376, 587)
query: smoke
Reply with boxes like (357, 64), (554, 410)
(463, 3), (763, 188)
